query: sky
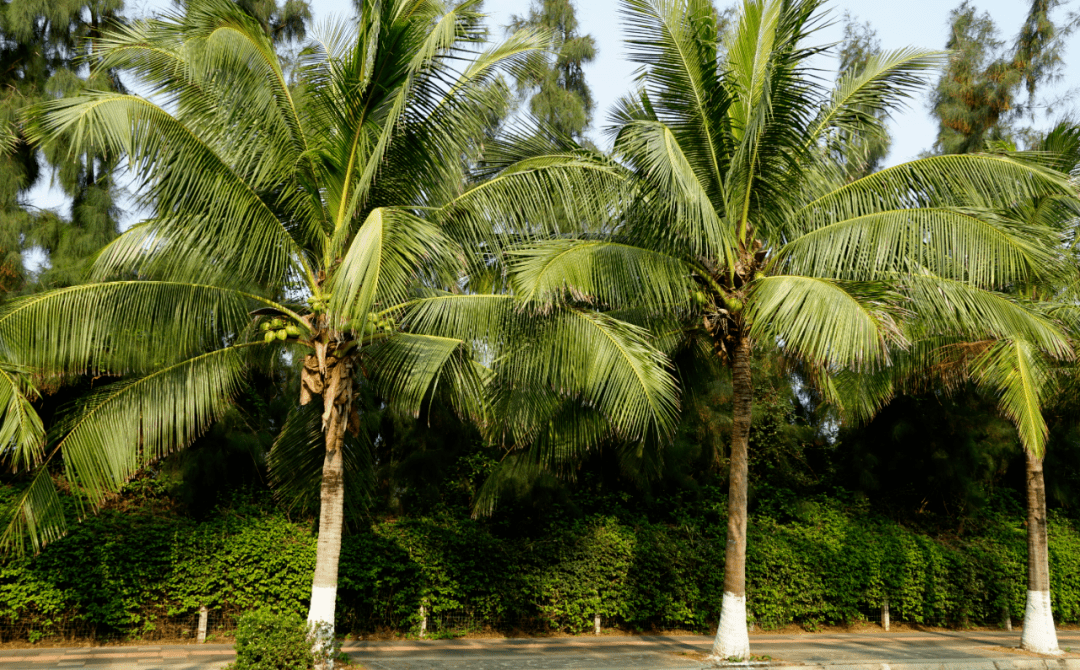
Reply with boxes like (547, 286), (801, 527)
(25, 0), (1080, 229)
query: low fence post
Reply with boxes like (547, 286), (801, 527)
(197, 606), (208, 643)
(594, 613), (601, 636)
(419, 604), (427, 639)
(881, 597), (890, 632)
(1004, 606), (1012, 631)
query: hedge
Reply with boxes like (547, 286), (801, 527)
(0, 496), (1077, 641)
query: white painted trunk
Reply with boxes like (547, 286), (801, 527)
(1021, 590), (1060, 655)
(308, 585), (337, 670)
(708, 592), (750, 661)
(308, 585), (338, 629)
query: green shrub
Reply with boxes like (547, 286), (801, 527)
(3, 493), (1080, 640)
(229, 608), (323, 670)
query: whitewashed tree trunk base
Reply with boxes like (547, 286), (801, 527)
(1021, 590), (1061, 655)
(309, 585), (337, 670)
(707, 592), (751, 662)
(308, 585), (337, 629)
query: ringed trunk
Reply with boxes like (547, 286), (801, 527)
(305, 350), (356, 668)
(709, 334), (753, 661)
(1020, 449), (1059, 655)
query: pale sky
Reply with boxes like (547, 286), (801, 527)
(26, 0), (1080, 235)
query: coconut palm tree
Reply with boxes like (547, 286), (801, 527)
(507, 0), (1078, 659)
(834, 123), (1080, 655)
(1, 0), (679, 649)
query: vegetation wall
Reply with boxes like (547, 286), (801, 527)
(2, 492), (1078, 642)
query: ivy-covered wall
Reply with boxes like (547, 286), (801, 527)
(2, 495), (1079, 641)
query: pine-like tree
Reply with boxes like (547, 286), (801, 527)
(509, 0), (597, 140)
(0, 0), (132, 291)
(931, 0), (1074, 155)
(931, 2), (1018, 154)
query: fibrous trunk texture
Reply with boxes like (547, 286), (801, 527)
(306, 351), (355, 669)
(1021, 449), (1059, 655)
(710, 334), (752, 661)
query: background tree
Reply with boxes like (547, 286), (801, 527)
(0, 0), (129, 292)
(931, 0), (1075, 155)
(509, 0), (597, 142)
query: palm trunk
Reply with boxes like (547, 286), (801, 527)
(308, 415), (346, 631)
(710, 333), (752, 661)
(1020, 449), (1059, 654)
(306, 352), (355, 669)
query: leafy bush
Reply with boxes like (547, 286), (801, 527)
(229, 608), (335, 670)
(2, 491), (1080, 641)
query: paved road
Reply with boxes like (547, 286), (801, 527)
(2, 630), (1080, 669)
(346, 630), (1080, 669)
(0, 644), (234, 669)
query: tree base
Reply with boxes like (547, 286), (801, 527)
(708, 591), (751, 662)
(1020, 590), (1061, 655)
(309, 585), (338, 670)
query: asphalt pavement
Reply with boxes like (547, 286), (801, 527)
(3, 629), (1080, 670)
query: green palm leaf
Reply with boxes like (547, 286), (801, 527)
(0, 468), (67, 555)
(53, 344), (255, 505)
(0, 362), (45, 471)
(328, 208), (459, 323)
(0, 282), (270, 375)
(777, 208), (1063, 287)
(364, 333), (485, 420)
(747, 275), (902, 368)
(510, 239), (693, 311)
(29, 94), (310, 288)
(972, 339), (1052, 458)
(805, 48), (943, 150)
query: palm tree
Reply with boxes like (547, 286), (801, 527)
(835, 124), (1080, 655)
(2, 0), (678, 648)
(508, 0), (1077, 659)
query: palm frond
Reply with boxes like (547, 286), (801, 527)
(794, 154), (1075, 236)
(0, 362), (45, 471)
(805, 48), (943, 150)
(903, 276), (1072, 358)
(613, 120), (736, 264)
(509, 239), (693, 311)
(329, 208), (460, 324)
(438, 149), (624, 251)
(0, 467), (66, 555)
(364, 333), (485, 421)
(971, 339), (1051, 458)
(747, 275), (902, 368)
(29, 93), (309, 288)
(0, 282), (258, 376)
(405, 293), (680, 442)
(52, 344), (254, 505)
(776, 207), (1063, 288)
(620, 0), (728, 193)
